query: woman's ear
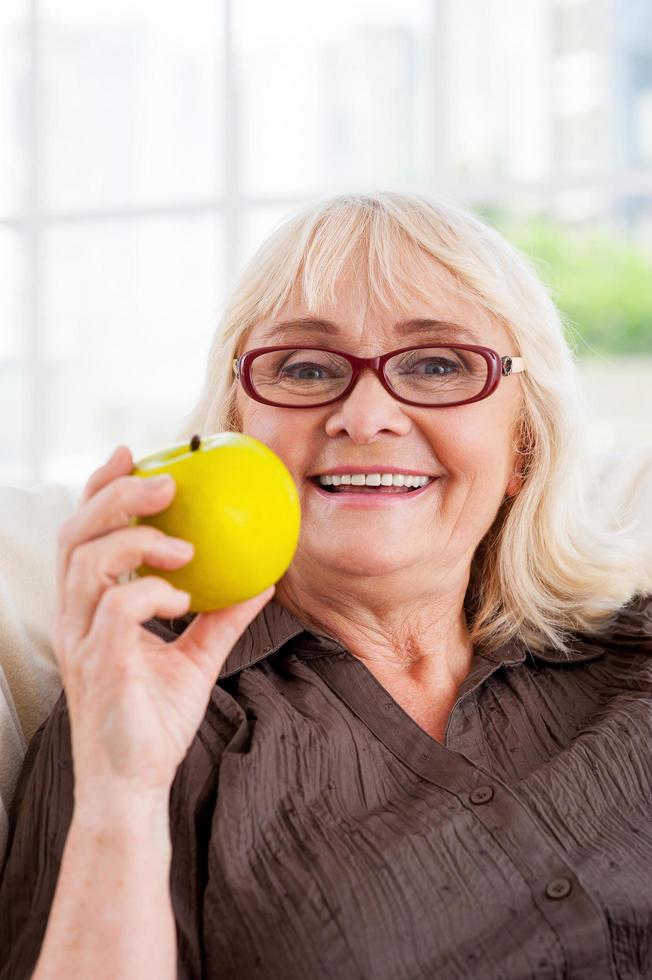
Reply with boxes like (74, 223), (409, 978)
(505, 473), (523, 498)
(505, 426), (532, 498)
(505, 454), (527, 498)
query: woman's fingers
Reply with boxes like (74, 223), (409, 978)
(61, 576), (192, 682)
(174, 585), (276, 683)
(56, 470), (177, 617)
(48, 444), (280, 796)
(94, 577), (191, 644)
(56, 445), (134, 613)
(61, 524), (195, 645)
(80, 445), (133, 505)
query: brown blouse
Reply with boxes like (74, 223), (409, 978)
(1, 593), (651, 980)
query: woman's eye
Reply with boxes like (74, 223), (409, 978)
(424, 360), (458, 373)
(282, 363), (327, 379)
(404, 359), (460, 374)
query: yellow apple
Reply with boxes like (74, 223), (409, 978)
(130, 432), (301, 611)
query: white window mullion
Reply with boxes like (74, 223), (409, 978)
(431, 0), (448, 188)
(26, 0), (47, 487)
(223, 0), (242, 294)
(603, 0), (622, 231)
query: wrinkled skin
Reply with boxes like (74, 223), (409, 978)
(235, 258), (524, 726)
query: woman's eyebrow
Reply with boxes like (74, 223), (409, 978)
(258, 317), (484, 344)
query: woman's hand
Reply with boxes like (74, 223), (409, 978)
(52, 444), (274, 806)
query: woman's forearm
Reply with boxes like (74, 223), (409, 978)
(32, 791), (175, 980)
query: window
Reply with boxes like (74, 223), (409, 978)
(1, 0), (650, 495)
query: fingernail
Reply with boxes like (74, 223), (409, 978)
(167, 538), (194, 555)
(147, 475), (173, 490)
(107, 446), (122, 465)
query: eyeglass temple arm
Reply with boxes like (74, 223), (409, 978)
(502, 356), (526, 375)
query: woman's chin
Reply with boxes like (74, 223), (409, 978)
(302, 542), (414, 577)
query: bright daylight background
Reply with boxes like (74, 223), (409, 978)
(1, 0), (651, 499)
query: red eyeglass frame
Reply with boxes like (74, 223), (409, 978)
(232, 344), (527, 409)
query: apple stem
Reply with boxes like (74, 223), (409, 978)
(190, 434), (201, 451)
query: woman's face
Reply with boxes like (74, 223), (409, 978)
(234, 260), (524, 586)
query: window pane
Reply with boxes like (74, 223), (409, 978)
(442, 0), (552, 182)
(615, 0), (652, 167)
(0, 227), (26, 359)
(479, 197), (652, 452)
(0, 362), (29, 485)
(578, 356), (652, 452)
(42, 216), (224, 489)
(0, 1), (28, 215)
(443, 0), (611, 182)
(239, 205), (294, 279)
(439, 0), (652, 183)
(619, 195), (652, 247)
(41, 0), (224, 210)
(235, 0), (434, 196)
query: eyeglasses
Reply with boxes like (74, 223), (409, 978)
(233, 344), (526, 409)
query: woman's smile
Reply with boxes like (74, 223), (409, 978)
(308, 475), (440, 506)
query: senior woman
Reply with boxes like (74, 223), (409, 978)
(1, 192), (651, 980)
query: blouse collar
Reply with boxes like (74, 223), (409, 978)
(142, 592), (652, 681)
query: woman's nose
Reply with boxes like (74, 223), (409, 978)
(323, 367), (412, 441)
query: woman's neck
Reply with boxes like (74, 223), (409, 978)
(275, 577), (474, 686)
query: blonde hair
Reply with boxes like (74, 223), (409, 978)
(175, 191), (649, 659)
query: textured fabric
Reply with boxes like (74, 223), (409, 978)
(0, 483), (77, 861)
(0, 592), (651, 980)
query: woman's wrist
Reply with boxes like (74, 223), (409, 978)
(33, 782), (176, 980)
(73, 783), (172, 846)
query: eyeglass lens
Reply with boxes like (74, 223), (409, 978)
(249, 347), (489, 406)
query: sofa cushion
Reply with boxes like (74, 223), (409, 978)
(0, 483), (78, 857)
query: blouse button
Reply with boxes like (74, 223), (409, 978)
(469, 785), (494, 804)
(545, 877), (573, 900)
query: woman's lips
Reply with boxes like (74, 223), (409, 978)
(309, 477), (439, 506)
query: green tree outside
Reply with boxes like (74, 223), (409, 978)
(474, 205), (652, 358)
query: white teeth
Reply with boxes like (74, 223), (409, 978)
(317, 473), (431, 488)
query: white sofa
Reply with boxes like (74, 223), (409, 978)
(0, 482), (78, 859)
(1, 445), (651, 860)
